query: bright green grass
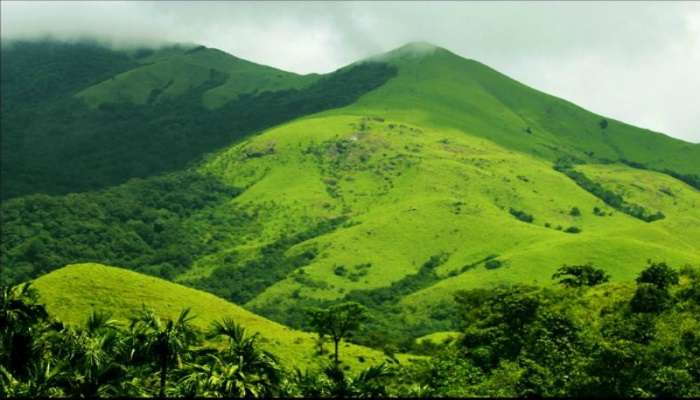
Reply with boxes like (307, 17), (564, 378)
(69, 42), (700, 336)
(31, 263), (419, 370)
(338, 43), (700, 175)
(77, 47), (317, 108)
(187, 110), (699, 328)
(415, 331), (462, 345)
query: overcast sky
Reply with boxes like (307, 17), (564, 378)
(2, 1), (699, 143)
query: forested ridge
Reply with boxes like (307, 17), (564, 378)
(0, 40), (396, 200)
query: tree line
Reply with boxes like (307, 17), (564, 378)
(2, 261), (699, 397)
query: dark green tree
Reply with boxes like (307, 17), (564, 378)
(307, 302), (369, 366)
(552, 264), (610, 287)
(129, 307), (196, 397)
(636, 262), (679, 289)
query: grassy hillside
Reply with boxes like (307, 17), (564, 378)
(344, 43), (700, 175)
(189, 112), (699, 341)
(3, 40), (699, 350)
(31, 263), (414, 370)
(0, 41), (394, 199)
(77, 45), (318, 109)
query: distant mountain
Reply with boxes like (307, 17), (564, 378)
(2, 40), (699, 349)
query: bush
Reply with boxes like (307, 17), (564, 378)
(569, 207), (581, 217)
(552, 264), (610, 287)
(630, 283), (672, 313)
(509, 208), (534, 223)
(334, 265), (348, 277)
(636, 262), (679, 289)
(484, 259), (503, 270)
(554, 162), (665, 223)
(564, 226), (581, 234)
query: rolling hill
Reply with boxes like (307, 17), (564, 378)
(31, 263), (415, 370)
(2, 40), (699, 349)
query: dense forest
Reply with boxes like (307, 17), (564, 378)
(3, 262), (699, 397)
(0, 172), (247, 285)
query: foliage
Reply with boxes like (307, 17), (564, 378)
(307, 302), (370, 366)
(3, 262), (700, 397)
(552, 264), (610, 287)
(509, 207), (534, 223)
(0, 288), (391, 398)
(0, 172), (243, 285)
(554, 160), (666, 223)
(399, 263), (700, 397)
(1, 40), (397, 200)
(636, 261), (680, 289)
(192, 217), (346, 304)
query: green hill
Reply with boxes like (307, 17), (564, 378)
(346, 42), (699, 175)
(173, 43), (698, 338)
(2, 40), (699, 350)
(0, 41), (393, 199)
(77, 45), (319, 109)
(31, 263), (413, 369)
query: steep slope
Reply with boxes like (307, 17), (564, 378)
(31, 263), (414, 369)
(191, 113), (700, 338)
(180, 43), (700, 341)
(342, 42), (699, 175)
(0, 41), (394, 200)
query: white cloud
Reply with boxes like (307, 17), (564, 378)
(1, 1), (698, 142)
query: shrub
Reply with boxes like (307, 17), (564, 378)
(630, 283), (672, 313)
(334, 265), (348, 277)
(636, 262), (679, 289)
(484, 259), (503, 270)
(552, 264), (610, 287)
(569, 207), (581, 217)
(509, 208), (534, 223)
(564, 226), (581, 234)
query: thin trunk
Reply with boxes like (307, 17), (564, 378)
(334, 338), (340, 366)
(159, 351), (168, 398)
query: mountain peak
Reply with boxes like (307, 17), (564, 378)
(362, 41), (450, 65)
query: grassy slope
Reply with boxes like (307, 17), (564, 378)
(31, 263), (415, 370)
(12, 42), (698, 339)
(194, 114), (699, 322)
(182, 44), (699, 329)
(77, 46), (318, 108)
(342, 43), (699, 175)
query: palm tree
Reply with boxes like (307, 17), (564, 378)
(286, 361), (394, 398)
(0, 359), (66, 397)
(0, 283), (49, 378)
(54, 310), (127, 397)
(129, 307), (196, 397)
(205, 318), (283, 397)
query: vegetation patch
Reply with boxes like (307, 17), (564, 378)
(554, 159), (665, 222)
(509, 207), (534, 223)
(192, 217), (347, 304)
(0, 172), (244, 285)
